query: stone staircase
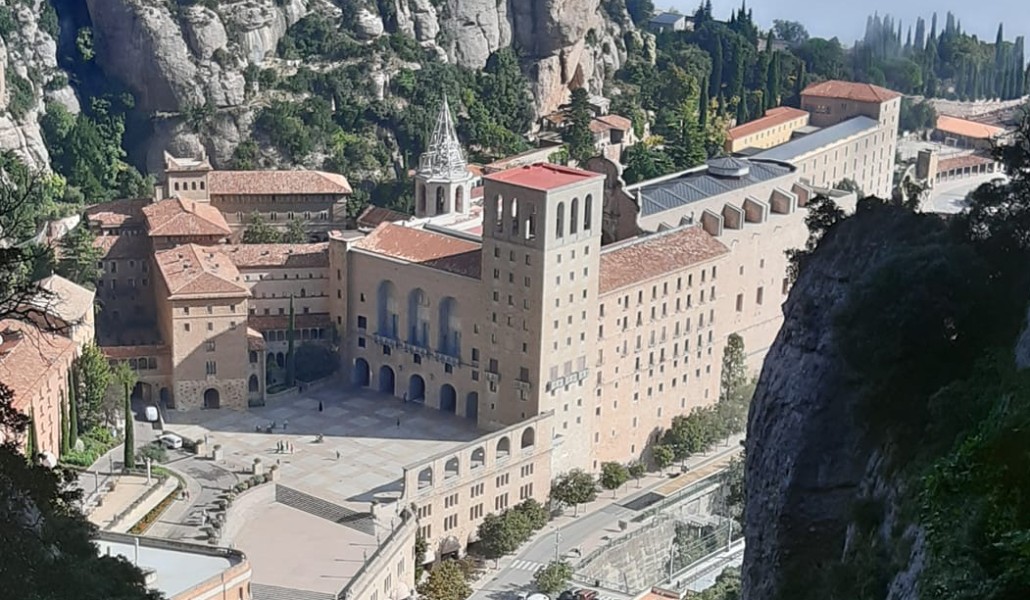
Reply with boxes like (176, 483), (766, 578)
(251, 583), (336, 600)
(275, 485), (375, 535)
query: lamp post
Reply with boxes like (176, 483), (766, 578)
(554, 526), (562, 562)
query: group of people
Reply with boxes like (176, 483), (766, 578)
(277, 440), (294, 454)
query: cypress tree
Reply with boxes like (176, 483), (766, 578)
(122, 383), (134, 470)
(766, 53), (780, 109)
(60, 388), (70, 457)
(792, 60), (806, 107)
(699, 78), (709, 131)
(68, 367), (79, 449)
(930, 13), (938, 41)
(710, 42), (723, 99)
(26, 412), (37, 462)
(286, 295), (297, 387)
(915, 18), (926, 51)
(995, 24), (1005, 98)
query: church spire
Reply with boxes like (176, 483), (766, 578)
(418, 95), (468, 180)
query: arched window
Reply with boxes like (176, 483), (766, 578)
(418, 185), (427, 214)
(556, 202), (565, 239)
(435, 187), (446, 214)
(191, 181), (198, 190)
(174, 182), (180, 191)
(509, 198), (519, 236)
(584, 194), (593, 231)
(495, 195), (504, 232)
(525, 205), (537, 240)
(455, 186), (464, 213)
(570, 198), (579, 234)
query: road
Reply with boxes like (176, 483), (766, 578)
(469, 440), (744, 600)
(146, 453), (239, 541)
(926, 172), (1005, 214)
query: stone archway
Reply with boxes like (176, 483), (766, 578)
(203, 388), (221, 409)
(379, 366), (396, 395)
(440, 384), (457, 413)
(353, 358), (371, 387)
(409, 374), (425, 402)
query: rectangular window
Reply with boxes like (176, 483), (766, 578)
(357, 316), (367, 329)
(206, 341), (216, 352)
(736, 294), (743, 312)
(207, 322), (213, 331)
(205, 361), (217, 375)
(756, 286), (764, 305)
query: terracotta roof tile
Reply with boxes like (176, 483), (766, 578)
(595, 114), (633, 131)
(599, 226), (730, 294)
(93, 234), (151, 260)
(29, 275), (95, 325)
(85, 198), (148, 230)
(484, 163), (601, 192)
(223, 243), (329, 269)
(247, 328), (266, 350)
(0, 320), (76, 412)
(209, 170), (352, 196)
(100, 345), (170, 359)
(802, 80), (901, 103)
(154, 244), (249, 299)
(937, 154), (996, 172)
(728, 106), (810, 140)
(354, 223), (481, 279)
(936, 115), (1006, 140)
(142, 197), (231, 237)
(248, 313), (333, 331)
(356, 205), (411, 229)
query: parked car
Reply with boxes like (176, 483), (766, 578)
(159, 433), (183, 449)
(144, 405), (159, 422)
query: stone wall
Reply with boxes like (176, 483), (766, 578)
(174, 378), (247, 410)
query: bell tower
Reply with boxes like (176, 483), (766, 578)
(414, 96), (475, 218)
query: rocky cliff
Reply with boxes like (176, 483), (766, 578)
(77, 0), (628, 173)
(0, 0), (78, 170)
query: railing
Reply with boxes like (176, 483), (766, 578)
(336, 508), (415, 600)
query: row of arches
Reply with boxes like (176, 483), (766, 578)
(493, 194), (593, 241)
(377, 281), (461, 355)
(352, 359), (478, 420)
(416, 427), (536, 490)
(417, 184), (465, 216)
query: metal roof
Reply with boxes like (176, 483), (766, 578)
(650, 12), (687, 24)
(631, 159), (793, 217)
(753, 116), (879, 163)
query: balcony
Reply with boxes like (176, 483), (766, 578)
(513, 379), (532, 391)
(485, 371), (500, 383)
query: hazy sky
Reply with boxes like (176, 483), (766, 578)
(662, 0), (1029, 50)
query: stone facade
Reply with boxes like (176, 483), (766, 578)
(174, 378), (248, 411)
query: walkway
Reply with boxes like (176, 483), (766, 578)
(147, 453), (239, 542)
(468, 434), (744, 600)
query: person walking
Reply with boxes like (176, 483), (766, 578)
(335, 449), (341, 461)
(318, 400), (324, 412)
(396, 418), (401, 428)
(283, 419), (289, 431)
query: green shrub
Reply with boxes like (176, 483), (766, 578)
(137, 442), (168, 465)
(62, 427), (120, 467)
(7, 74), (36, 120)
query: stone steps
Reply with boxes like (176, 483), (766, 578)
(275, 485), (375, 535)
(251, 583), (335, 600)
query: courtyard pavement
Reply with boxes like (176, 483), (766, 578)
(163, 385), (481, 506)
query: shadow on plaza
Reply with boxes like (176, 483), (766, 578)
(162, 386), (482, 445)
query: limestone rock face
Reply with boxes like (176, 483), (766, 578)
(221, 0), (309, 64)
(0, 0), (72, 170)
(182, 5), (229, 61)
(742, 209), (926, 600)
(354, 8), (385, 40)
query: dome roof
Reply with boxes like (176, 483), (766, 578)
(707, 157), (751, 178)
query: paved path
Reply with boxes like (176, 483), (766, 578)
(468, 435), (744, 600)
(147, 453), (239, 542)
(927, 172), (1005, 214)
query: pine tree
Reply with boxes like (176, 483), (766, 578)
(286, 295), (297, 387)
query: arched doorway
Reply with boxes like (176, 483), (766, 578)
(275, 352), (285, 368)
(379, 366), (395, 395)
(132, 382), (153, 402)
(159, 387), (172, 409)
(409, 374), (425, 402)
(248, 375), (260, 393)
(353, 358), (370, 387)
(440, 384), (457, 413)
(203, 388), (220, 409)
(465, 392), (479, 421)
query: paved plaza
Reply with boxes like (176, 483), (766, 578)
(164, 385), (481, 505)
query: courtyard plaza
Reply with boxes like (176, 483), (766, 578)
(162, 384), (481, 508)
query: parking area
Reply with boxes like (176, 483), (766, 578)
(163, 386), (481, 505)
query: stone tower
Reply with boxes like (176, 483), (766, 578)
(414, 96), (475, 218)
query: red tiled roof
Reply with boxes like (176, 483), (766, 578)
(143, 197), (231, 237)
(356, 205), (410, 229)
(937, 154), (995, 172)
(354, 223), (481, 279)
(728, 106), (809, 140)
(802, 80), (901, 103)
(595, 114), (633, 131)
(223, 243), (329, 269)
(93, 234), (151, 260)
(0, 320), (76, 412)
(85, 198), (148, 229)
(484, 163), (601, 192)
(154, 244), (249, 299)
(468, 164), (484, 178)
(599, 226), (730, 294)
(247, 328), (267, 350)
(100, 345), (170, 359)
(248, 313), (333, 331)
(936, 115), (1006, 140)
(209, 170), (352, 196)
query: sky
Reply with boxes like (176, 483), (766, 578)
(662, 0), (1029, 50)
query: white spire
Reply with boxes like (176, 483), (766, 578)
(418, 95), (469, 180)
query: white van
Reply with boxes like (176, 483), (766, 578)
(159, 433), (183, 449)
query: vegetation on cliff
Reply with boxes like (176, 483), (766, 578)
(771, 113), (1030, 600)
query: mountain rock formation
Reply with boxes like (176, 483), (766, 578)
(73, 0), (628, 172)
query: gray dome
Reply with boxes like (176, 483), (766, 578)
(707, 157), (751, 178)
